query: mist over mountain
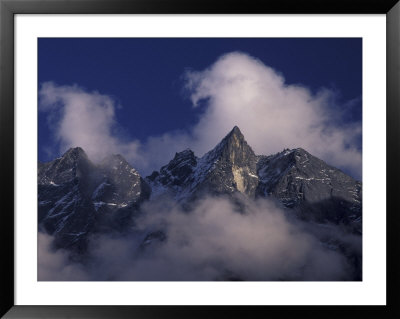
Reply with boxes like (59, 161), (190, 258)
(38, 126), (362, 281)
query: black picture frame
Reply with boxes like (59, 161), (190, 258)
(1, 0), (399, 318)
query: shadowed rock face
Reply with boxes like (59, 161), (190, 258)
(147, 149), (197, 188)
(38, 148), (150, 252)
(256, 148), (361, 228)
(38, 147), (93, 187)
(96, 154), (150, 207)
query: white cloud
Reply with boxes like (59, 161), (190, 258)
(39, 51), (361, 179)
(184, 52), (362, 179)
(39, 82), (141, 163)
(39, 196), (359, 281)
(38, 232), (88, 281)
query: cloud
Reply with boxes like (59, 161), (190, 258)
(39, 82), (142, 164)
(38, 196), (359, 281)
(38, 232), (88, 281)
(39, 51), (361, 179)
(184, 52), (362, 179)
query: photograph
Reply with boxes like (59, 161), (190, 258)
(1, 0), (398, 316)
(37, 38), (362, 281)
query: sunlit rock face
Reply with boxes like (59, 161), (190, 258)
(197, 126), (259, 198)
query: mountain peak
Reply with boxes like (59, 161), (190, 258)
(207, 125), (254, 163)
(226, 125), (244, 141)
(38, 147), (92, 186)
(191, 126), (258, 197)
(58, 147), (89, 168)
(62, 147), (87, 159)
(232, 125), (241, 133)
(172, 149), (195, 161)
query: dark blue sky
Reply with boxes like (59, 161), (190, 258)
(38, 38), (362, 163)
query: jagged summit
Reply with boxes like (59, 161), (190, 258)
(38, 148), (150, 251)
(204, 126), (256, 165)
(39, 127), (362, 254)
(38, 130), (362, 280)
(38, 146), (92, 185)
(195, 126), (258, 197)
(172, 149), (196, 161)
(227, 125), (243, 138)
(144, 126), (361, 227)
(219, 125), (245, 145)
(257, 146), (362, 227)
(147, 126), (259, 200)
(62, 146), (88, 160)
(146, 148), (198, 194)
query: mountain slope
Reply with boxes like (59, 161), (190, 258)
(146, 126), (361, 231)
(257, 148), (362, 231)
(147, 126), (259, 201)
(38, 126), (362, 253)
(38, 127), (362, 280)
(38, 148), (150, 252)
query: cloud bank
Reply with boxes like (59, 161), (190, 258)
(39, 196), (359, 281)
(39, 83), (142, 164)
(39, 51), (361, 179)
(38, 232), (88, 281)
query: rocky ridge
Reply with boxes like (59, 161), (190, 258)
(38, 126), (362, 255)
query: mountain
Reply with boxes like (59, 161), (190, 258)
(146, 127), (361, 232)
(147, 126), (259, 202)
(38, 147), (150, 253)
(38, 126), (362, 258)
(257, 148), (362, 232)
